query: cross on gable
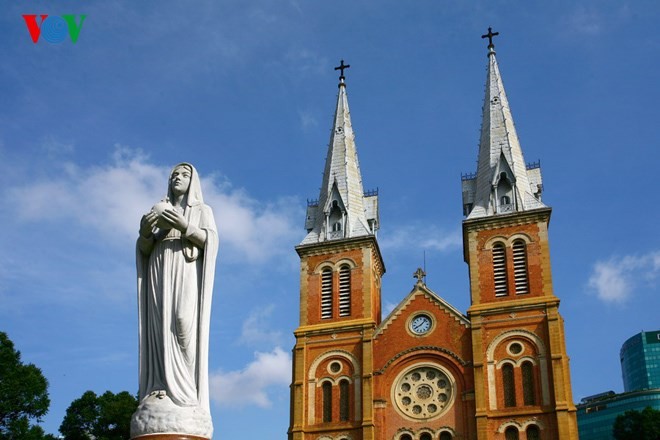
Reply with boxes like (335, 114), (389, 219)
(481, 27), (499, 49)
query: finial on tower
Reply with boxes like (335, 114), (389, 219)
(481, 27), (499, 54)
(334, 59), (350, 87)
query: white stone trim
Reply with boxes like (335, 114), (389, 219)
(486, 330), (550, 409)
(307, 350), (361, 425)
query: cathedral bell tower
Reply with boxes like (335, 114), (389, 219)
(288, 61), (385, 440)
(461, 29), (579, 439)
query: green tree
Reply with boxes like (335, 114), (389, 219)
(60, 390), (138, 440)
(613, 406), (660, 440)
(0, 332), (51, 440)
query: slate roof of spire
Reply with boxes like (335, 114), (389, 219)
(464, 43), (546, 219)
(301, 73), (378, 245)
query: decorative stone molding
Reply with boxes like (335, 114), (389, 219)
(375, 346), (470, 374)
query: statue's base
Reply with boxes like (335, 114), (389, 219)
(130, 394), (213, 439)
(131, 435), (209, 440)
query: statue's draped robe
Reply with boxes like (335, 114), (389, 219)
(136, 165), (218, 412)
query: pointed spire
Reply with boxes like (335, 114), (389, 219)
(463, 30), (545, 219)
(302, 61), (379, 245)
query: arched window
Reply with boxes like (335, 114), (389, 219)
(493, 243), (508, 296)
(321, 268), (333, 319)
(322, 381), (332, 422)
(338, 265), (351, 317)
(504, 426), (519, 440)
(328, 199), (344, 238)
(399, 435), (413, 440)
(439, 432), (453, 440)
(502, 363), (516, 407)
(512, 240), (529, 294)
(522, 361), (536, 405)
(526, 425), (540, 440)
(419, 433), (432, 440)
(497, 172), (514, 213)
(339, 379), (349, 421)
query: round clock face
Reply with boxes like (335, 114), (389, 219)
(410, 314), (432, 335)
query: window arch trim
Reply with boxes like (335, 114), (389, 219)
(486, 331), (550, 410)
(483, 233), (532, 250)
(307, 351), (361, 426)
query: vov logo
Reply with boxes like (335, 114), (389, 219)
(22, 15), (86, 44)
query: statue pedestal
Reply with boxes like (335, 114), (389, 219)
(130, 394), (213, 440)
(132, 436), (209, 440)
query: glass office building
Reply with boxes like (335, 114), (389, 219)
(577, 330), (660, 440)
(577, 389), (660, 440)
(620, 330), (660, 391)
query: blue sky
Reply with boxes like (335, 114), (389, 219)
(1, 1), (659, 438)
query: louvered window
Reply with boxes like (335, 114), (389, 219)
(493, 243), (508, 296)
(322, 381), (332, 422)
(338, 265), (351, 317)
(513, 240), (529, 294)
(503, 363), (516, 407)
(522, 361), (536, 405)
(321, 269), (333, 319)
(339, 379), (349, 421)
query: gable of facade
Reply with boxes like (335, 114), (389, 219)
(373, 282), (475, 440)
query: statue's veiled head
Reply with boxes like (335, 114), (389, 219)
(167, 163), (204, 206)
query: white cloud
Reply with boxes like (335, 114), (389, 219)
(42, 135), (74, 156)
(588, 251), (660, 303)
(209, 347), (291, 408)
(8, 146), (300, 264)
(284, 48), (328, 76)
(382, 301), (397, 318)
(299, 110), (319, 130)
(9, 145), (164, 243)
(239, 305), (283, 347)
(565, 7), (602, 35)
(380, 225), (462, 253)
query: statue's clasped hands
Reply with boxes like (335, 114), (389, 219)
(140, 207), (189, 238)
(160, 208), (189, 232)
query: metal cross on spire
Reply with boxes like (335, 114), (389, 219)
(481, 27), (499, 51)
(334, 59), (350, 84)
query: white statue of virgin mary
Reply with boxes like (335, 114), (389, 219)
(131, 163), (218, 439)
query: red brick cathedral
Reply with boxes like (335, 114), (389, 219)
(288, 36), (579, 440)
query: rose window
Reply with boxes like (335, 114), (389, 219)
(393, 365), (454, 420)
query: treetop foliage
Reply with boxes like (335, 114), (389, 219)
(59, 390), (137, 440)
(613, 406), (660, 440)
(0, 332), (51, 440)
